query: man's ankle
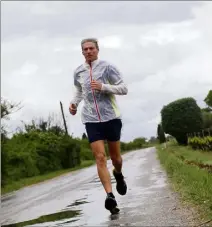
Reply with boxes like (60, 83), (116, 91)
(114, 168), (122, 174)
(107, 192), (115, 198)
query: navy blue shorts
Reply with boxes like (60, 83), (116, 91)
(85, 119), (122, 143)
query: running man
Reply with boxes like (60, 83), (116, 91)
(69, 38), (128, 214)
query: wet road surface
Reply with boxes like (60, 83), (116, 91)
(1, 147), (196, 226)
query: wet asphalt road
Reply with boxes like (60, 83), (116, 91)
(1, 147), (196, 226)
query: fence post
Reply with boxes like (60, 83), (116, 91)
(60, 101), (68, 135)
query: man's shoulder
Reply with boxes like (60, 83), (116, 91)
(98, 60), (115, 68)
(99, 60), (119, 72)
(74, 64), (84, 72)
(98, 59), (111, 65)
(73, 64), (86, 76)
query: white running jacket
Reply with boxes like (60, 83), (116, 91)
(70, 59), (128, 123)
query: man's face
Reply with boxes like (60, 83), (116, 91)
(82, 42), (99, 63)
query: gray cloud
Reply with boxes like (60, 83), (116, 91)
(2, 1), (202, 40)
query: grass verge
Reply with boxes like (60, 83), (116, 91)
(165, 143), (212, 165)
(1, 160), (95, 196)
(156, 143), (212, 221)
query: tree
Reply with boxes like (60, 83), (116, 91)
(201, 107), (211, 113)
(21, 115), (66, 136)
(200, 90), (212, 130)
(1, 97), (23, 137)
(149, 136), (157, 143)
(161, 97), (203, 145)
(133, 137), (146, 146)
(157, 124), (166, 143)
(1, 97), (22, 120)
(82, 133), (87, 139)
(204, 90), (212, 109)
(0, 97), (22, 186)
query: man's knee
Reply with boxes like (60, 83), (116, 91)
(94, 152), (107, 166)
(111, 155), (122, 166)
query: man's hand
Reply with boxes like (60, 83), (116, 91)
(69, 103), (77, 115)
(91, 80), (102, 91)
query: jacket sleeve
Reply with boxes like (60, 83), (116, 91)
(101, 64), (128, 95)
(70, 71), (83, 107)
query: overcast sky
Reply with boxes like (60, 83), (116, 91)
(2, 1), (212, 142)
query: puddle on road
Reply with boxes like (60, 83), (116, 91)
(1, 197), (91, 227)
(67, 198), (89, 207)
(110, 213), (120, 221)
(87, 174), (117, 185)
(1, 209), (80, 227)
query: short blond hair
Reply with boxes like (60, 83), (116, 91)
(81, 38), (99, 50)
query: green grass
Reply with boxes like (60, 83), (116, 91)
(156, 143), (212, 221)
(1, 160), (95, 196)
(166, 143), (212, 165)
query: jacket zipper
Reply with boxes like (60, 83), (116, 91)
(89, 65), (101, 122)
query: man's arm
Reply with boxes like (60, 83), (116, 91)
(101, 64), (128, 95)
(70, 72), (83, 107)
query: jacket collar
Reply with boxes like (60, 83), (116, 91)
(84, 59), (99, 69)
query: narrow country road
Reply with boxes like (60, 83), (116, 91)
(1, 148), (196, 226)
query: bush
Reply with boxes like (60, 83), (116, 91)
(120, 137), (146, 152)
(80, 148), (94, 160)
(188, 136), (212, 151)
(1, 131), (81, 183)
(1, 141), (9, 186)
(3, 140), (40, 182)
(161, 97), (203, 145)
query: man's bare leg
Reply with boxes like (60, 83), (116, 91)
(90, 140), (119, 213)
(107, 140), (122, 173)
(108, 140), (127, 195)
(90, 140), (112, 193)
